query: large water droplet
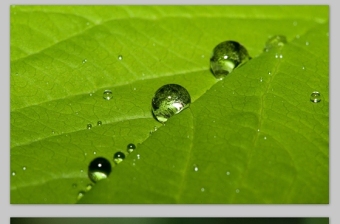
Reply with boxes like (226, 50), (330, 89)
(103, 90), (113, 100)
(152, 84), (191, 123)
(88, 157), (112, 183)
(210, 40), (251, 79)
(310, 91), (321, 103)
(127, 143), (136, 153)
(113, 151), (125, 164)
(264, 35), (287, 52)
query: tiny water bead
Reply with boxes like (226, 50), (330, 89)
(22, 166), (26, 171)
(88, 157), (112, 183)
(82, 59), (87, 64)
(193, 164), (199, 172)
(118, 55), (123, 60)
(127, 143), (136, 153)
(263, 35), (287, 52)
(113, 151), (125, 164)
(152, 84), (191, 123)
(12, 171), (16, 176)
(210, 40), (251, 79)
(103, 90), (113, 100)
(86, 183), (93, 191)
(310, 91), (321, 103)
(97, 121), (102, 126)
(87, 124), (92, 129)
(77, 191), (86, 200)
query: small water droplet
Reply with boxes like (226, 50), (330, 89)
(52, 131), (55, 134)
(152, 84), (191, 123)
(226, 171), (230, 175)
(264, 136), (267, 140)
(86, 183), (93, 191)
(84, 152), (87, 156)
(97, 121), (102, 126)
(210, 40), (251, 79)
(77, 191), (85, 200)
(89, 93), (92, 96)
(310, 91), (321, 103)
(296, 35), (300, 39)
(80, 169), (84, 173)
(305, 41), (309, 46)
(302, 66), (305, 70)
(260, 77), (263, 82)
(136, 154), (141, 160)
(87, 124), (92, 129)
(82, 59), (87, 64)
(86, 22), (90, 26)
(93, 151), (97, 155)
(279, 54), (283, 59)
(201, 187), (205, 192)
(113, 151), (126, 164)
(257, 129), (260, 132)
(133, 87), (136, 91)
(22, 166), (26, 171)
(293, 21), (298, 26)
(236, 189), (240, 193)
(201, 54), (205, 58)
(127, 143), (136, 153)
(88, 157), (112, 183)
(118, 55), (123, 60)
(12, 171), (16, 176)
(264, 35), (287, 52)
(193, 164), (199, 172)
(275, 53), (279, 59)
(103, 90), (113, 100)
(268, 71), (272, 75)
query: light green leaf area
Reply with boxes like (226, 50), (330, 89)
(10, 6), (328, 204)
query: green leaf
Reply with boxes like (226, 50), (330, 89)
(10, 5), (329, 204)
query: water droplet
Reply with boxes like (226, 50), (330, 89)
(264, 136), (267, 140)
(89, 93), (92, 96)
(201, 54), (205, 58)
(88, 157), (111, 183)
(293, 21), (298, 26)
(22, 166), (26, 171)
(12, 171), (16, 176)
(82, 59), (87, 64)
(305, 41), (310, 46)
(275, 53), (279, 58)
(152, 84), (191, 123)
(87, 124), (92, 129)
(310, 91), (321, 103)
(127, 143), (136, 153)
(296, 35), (300, 39)
(260, 77), (263, 82)
(80, 169), (84, 173)
(113, 151), (126, 164)
(279, 54), (283, 59)
(268, 71), (272, 75)
(264, 35), (287, 52)
(133, 87), (136, 91)
(97, 121), (102, 126)
(302, 66), (305, 70)
(77, 191), (85, 200)
(86, 22), (90, 26)
(193, 164), (199, 172)
(210, 40), (251, 79)
(201, 187), (205, 192)
(226, 171), (230, 175)
(86, 183), (93, 191)
(103, 90), (113, 100)
(93, 151), (97, 155)
(136, 154), (141, 160)
(52, 131), (55, 134)
(118, 55), (123, 60)
(236, 189), (240, 193)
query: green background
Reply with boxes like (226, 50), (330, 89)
(10, 5), (329, 204)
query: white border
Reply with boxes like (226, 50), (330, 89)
(2, 1), (337, 224)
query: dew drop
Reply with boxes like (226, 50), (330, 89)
(88, 157), (112, 183)
(193, 164), (199, 172)
(263, 35), (287, 52)
(268, 71), (272, 75)
(136, 154), (141, 160)
(310, 91), (321, 103)
(296, 35), (300, 39)
(226, 171), (230, 175)
(22, 166), (26, 171)
(127, 143), (136, 153)
(82, 59), (87, 64)
(264, 136), (267, 140)
(86, 183), (93, 191)
(87, 124), (92, 129)
(302, 66), (305, 70)
(80, 169), (84, 173)
(305, 41), (310, 46)
(12, 171), (16, 176)
(103, 90), (113, 100)
(260, 77), (263, 82)
(201, 187), (205, 192)
(152, 84), (191, 123)
(236, 189), (240, 193)
(118, 55), (123, 60)
(113, 151), (125, 164)
(293, 21), (298, 26)
(97, 121), (102, 126)
(210, 40), (251, 79)
(279, 54), (283, 59)
(52, 131), (55, 134)
(93, 151), (97, 155)
(89, 93), (92, 96)
(77, 191), (86, 200)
